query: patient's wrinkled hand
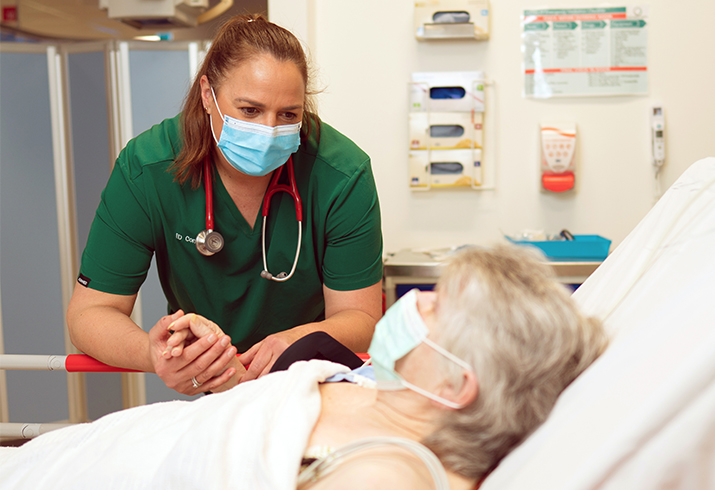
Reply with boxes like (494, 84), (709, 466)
(164, 313), (225, 358)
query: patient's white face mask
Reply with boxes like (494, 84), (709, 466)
(367, 289), (474, 409)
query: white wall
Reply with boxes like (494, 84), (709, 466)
(269, 0), (715, 253)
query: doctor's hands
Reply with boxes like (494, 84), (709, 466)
(238, 328), (304, 382)
(237, 283), (383, 382)
(149, 311), (245, 395)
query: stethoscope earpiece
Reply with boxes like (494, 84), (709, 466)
(196, 229), (224, 256)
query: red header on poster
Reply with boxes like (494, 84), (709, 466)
(2, 6), (18, 23)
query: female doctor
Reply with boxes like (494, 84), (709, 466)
(66, 14), (383, 395)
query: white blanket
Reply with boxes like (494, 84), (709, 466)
(482, 157), (715, 489)
(0, 360), (348, 490)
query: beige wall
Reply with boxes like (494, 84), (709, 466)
(269, 0), (715, 253)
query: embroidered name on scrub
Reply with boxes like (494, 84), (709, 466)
(175, 233), (196, 244)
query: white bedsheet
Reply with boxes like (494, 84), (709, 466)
(482, 157), (715, 489)
(0, 360), (348, 490)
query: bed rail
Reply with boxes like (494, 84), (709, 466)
(1, 422), (74, 440)
(0, 352), (371, 441)
(0, 353), (370, 372)
(0, 354), (138, 442)
(0, 354), (140, 372)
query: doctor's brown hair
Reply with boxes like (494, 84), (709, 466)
(172, 14), (319, 188)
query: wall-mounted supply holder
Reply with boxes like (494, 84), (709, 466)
(409, 71), (485, 190)
(410, 71), (485, 113)
(540, 123), (577, 192)
(414, 0), (490, 41)
(409, 149), (482, 188)
(409, 112), (483, 151)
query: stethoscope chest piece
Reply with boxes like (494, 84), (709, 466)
(196, 156), (224, 257)
(196, 229), (224, 256)
(198, 155), (302, 280)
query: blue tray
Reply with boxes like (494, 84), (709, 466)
(506, 234), (611, 261)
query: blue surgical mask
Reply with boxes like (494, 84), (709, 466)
(368, 289), (474, 409)
(210, 87), (301, 177)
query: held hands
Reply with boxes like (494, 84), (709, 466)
(148, 311), (246, 394)
(150, 311), (306, 388)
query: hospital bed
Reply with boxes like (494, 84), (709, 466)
(481, 156), (715, 489)
(1, 157), (714, 488)
(0, 352), (371, 441)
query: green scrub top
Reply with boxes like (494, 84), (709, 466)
(79, 115), (383, 351)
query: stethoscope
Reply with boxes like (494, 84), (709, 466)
(195, 156), (303, 282)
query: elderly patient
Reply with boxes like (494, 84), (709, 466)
(0, 245), (607, 490)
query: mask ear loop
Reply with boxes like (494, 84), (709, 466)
(208, 86), (233, 177)
(399, 378), (466, 410)
(422, 337), (474, 373)
(210, 86), (224, 120)
(209, 86), (224, 146)
(399, 338), (475, 410)
(422, 338), (476, 409)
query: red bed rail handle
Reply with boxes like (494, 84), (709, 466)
(65, 353), (370, 373)
(65, 355), (141, 373)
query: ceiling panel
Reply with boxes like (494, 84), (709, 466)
(4, 0), (267, 41)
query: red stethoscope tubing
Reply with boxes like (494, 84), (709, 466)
(204, 156), (215, 231)
(262, 156), (303, 221)
(204, 156), (302, 225)
(260, 156), (302, 281)
(203, 156), (303, 281)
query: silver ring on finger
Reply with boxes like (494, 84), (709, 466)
(191, 376), (202, 388)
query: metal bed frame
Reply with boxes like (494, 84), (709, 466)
(0, 354), (137, 440)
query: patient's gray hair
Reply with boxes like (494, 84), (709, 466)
(422, 245), (608, 481)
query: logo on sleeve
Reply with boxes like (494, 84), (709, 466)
(77, 273), (91, 287)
